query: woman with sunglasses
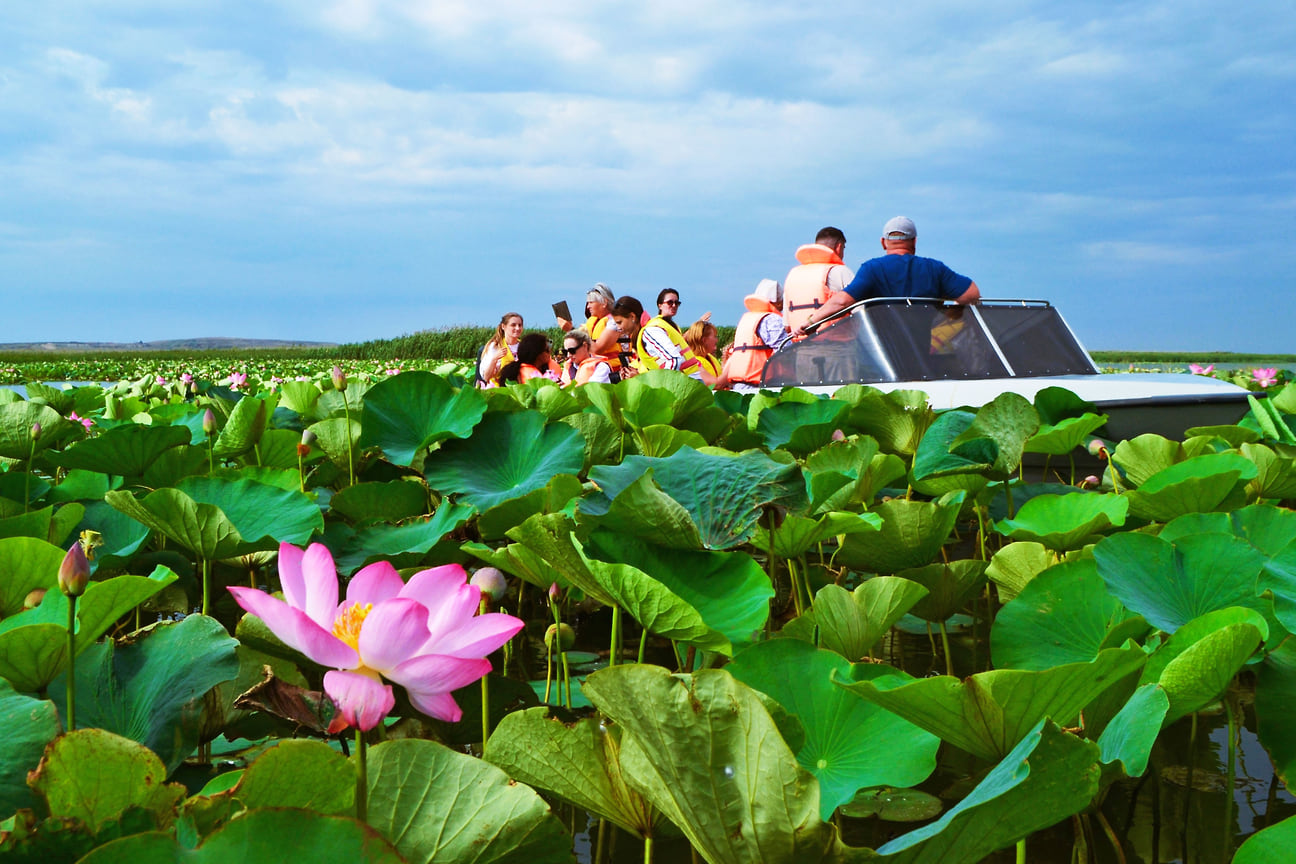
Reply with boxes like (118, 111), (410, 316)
(558, 328), (614, 386)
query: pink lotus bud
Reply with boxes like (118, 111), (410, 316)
(548, 582), (561, 602)
(30, 422), (41, 440)
(203, 408), (218, 436)
(331, 366), (348, 392)
(58, 543), (90, 597)
(831, 429), (846, 441)
(544, 622), (575, 651)
(1087, 439), (1108, 459)
(470, 567), (508, 602)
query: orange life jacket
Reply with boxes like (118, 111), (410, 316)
(783, 244), (845, 331)
(561, 354), (613, 386)
(722, 296), (781, 384)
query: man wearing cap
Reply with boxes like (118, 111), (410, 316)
(791, 216), (979, 336)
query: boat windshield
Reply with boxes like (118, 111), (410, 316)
(761, 299), (1097, 387)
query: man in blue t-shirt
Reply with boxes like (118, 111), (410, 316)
(790, 216), (980, 336)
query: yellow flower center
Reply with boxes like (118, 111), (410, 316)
(332, 602), (372, 652)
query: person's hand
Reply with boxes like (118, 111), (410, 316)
(557, 317), (573, 332)
(619, 366), (639, 379)
(700, 311), (712, 322)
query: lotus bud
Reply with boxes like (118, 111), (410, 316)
(203, 408), (218, 436)
(58, 542), (90, 597)
(831, 429), (846, 442)
(1087, 438), (1108, 459)
(544, 622), (575, 651)
(23, 588), (46, 609)
(30, 422), (41, 441)
(548, 582), (561, 602)
(1081, 475), (1100, 489)
(471, 567), (508, 603)
(331, 365), (348, 392)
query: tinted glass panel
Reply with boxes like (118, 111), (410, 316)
(864, 303), (1008, 380)
(762, 314), (893, 387)
(977, 306), (1097, 376)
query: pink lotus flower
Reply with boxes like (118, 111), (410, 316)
(228, 371), (248, 390)
(68, 411), (93, 430)
(156, 376), (167, 386)
(1189, 364), (1214, 376)
(1253, 368), (1279, 388)
(229, 543), (523, 731)
(180, 373), (194, 385)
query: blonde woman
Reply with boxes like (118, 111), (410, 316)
(684, 319), (723, 379)
(477, 312), (523, 388)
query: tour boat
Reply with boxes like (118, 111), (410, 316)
(762, 298), (1256, 441)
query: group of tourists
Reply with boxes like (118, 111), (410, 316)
(476, 216), (979, 391)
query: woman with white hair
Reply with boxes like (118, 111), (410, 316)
(557, 282), (625, 376)
(721, 278), (791, 390)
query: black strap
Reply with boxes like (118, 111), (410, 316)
(787, 299), (822, 311)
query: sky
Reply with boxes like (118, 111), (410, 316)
(1, 1), (1294, 351)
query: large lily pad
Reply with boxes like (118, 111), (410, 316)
(45, 423), (191, 478)
(0, 679), (60, 816)
(833, 386), (934, 457)
(582, 664), (845, 864)
(728, 639), (939, 820)
(994, 492), (1128, 552)
(366, 738), (575, 864)
(0, 402), (65, 460)
(584, 446), (806, 550)
(1138, 607), (1266, 723)
(359, 371), (487, 465)
(833, 646), (1146, 762)
(790, 578), (929, 662)
(1092, 530), (1268, 633)
(486, 707), (661, 838)
(50, 614), (239, 774)
(177, 475), (323, 546)
(836, 493), (965, 575)
(756, 398), (850, 455)
(424, 410), (584, 513)
(1123, 453), (1257, 522)
(991, 559), (1141, 671)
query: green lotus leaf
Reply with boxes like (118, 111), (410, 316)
(1123, 453), (1257, 522)
(728, 639), (939, 820)
(0, 566), (178, 693)
(0, 536), (64, 617)
(0, 388), (18, 405)
(365, 738), (575, 864)
(1138, 607), (1266, 723)
(533, 382), (584, 421)
(585, 447), (806, 550)
(213, 394), (268, 458)
(1261, 540), (1296, 635)
(581, 664), (846, 864)
(328, 480), (429, 524)
(0, 401), (65, 460)
(423, 410), (584, 513)
(462, 539), (573, 594)
(899, 559), (988, 624)
(307, 416), (362, 469)
(1030, 386), (1097, 426)
(1093, 531), (1268, 633)
(45, 423), (191, 477)
(28, 728), (187, 833)
(46, 469), (116, 504)
(141, 444), (209, 488)
(358, 371), (487, 465)
(485, 707), (661, 838)
(1110, 433), (1187, 487)
(234, 738), (355, 814)
(1255, 639), (1296, 793)
(0, 678), (60, 816)
(805, 435), (907, 514)
(791, 579), (929, 662)
(993, 492), (1129, 551)
(1234, 814), (1296, 864)
(911, 410), (988, 479)
(634, 424), (708, 458)
(78, 808), (404, 864)
(50, 614), (238, 773)
(833, 646), (1146, 762)
(325, 500), (475, 575)
(24, 382), (76, 414)
(876, 720), (1100, 864)
(838, 788), (943, 822)
(177, 475), (323, 546)
(756, 398), (850, 455)
(1242, 442), (1296, 500)
(587, 529), (773, 653)
(620, 369), (716, 431)
(477, 473), (583, 540)
(559, 411), (627, 476)
(250, 428), (309, 470)
(836, 493), (965, 574)
(0, 471), (50, 507)
(276, 379), (322, 415)
(985, 541), (1053, 602)
(1187, 424), (1262, 447)
(834, 386), (935, 457)
(751, 511), (882, 560)
(1096, 683), (1168, 778)
(0, 505), (57, 544)
(991, 559), (1141, 671)
(1024, 412), (1110, 457)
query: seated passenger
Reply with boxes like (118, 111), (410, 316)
(722, 278), (790, 391)
(559, 328), (614, 386)
(684, 320), (723, 380)
(477, 312), (523, 388)
(500, 333), (560, 385)
(610, 296), (718, 386)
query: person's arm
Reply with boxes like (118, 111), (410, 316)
(955, 281), (980, 305)
(758, 314), (792, 351)
(592, 319), (621, 356)
(479, 343), (503, 382)
(556, 317), (573, 332)
(790, 290), (855, 337)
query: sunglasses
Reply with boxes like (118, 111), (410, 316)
(662, 299), (681, 307)
(561, 346), (581, 357)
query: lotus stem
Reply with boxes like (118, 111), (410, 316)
(207, 437), (215, 477)
(254, 443), (262, 467)
(938, 619), (954, 677)
(481, 597), (492, 749)
(342, 390), (355, 487)
(24, 437), (34, 514)
(1069, 454), (1076, 486)
(609, 604), (621, 667)
(297, 450), (305, 494)
(638, 626), (649, 664)
(1095, 808), (1127, 864)
(562, 652), (572, 710)
(643, 834), (653, 864)
(201, 558), (211, 616)
(1226, 694), (1238, 855)
(787, 559), (805, 617)
(1182, 711), (1198, 857)
(594, 818), (608, 864)
(66, 595), (77, 731)
(1015, 838), (1025, 864)
(355, 728), (368, 822)
(975, 505), (988, 561)
(544, 639), (554, 703)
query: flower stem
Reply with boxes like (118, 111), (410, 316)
(938, 619), (954, 677)
(355, 728), (368, 822)
(643, 834), (653, 864)
(66, 595), (77, 731)
(480, 597), (492, 750)
(342, 391), (355, 487)
(638, 626), (648, 664)
(201, 558), (211, 617)
(609, 605), (621, 667)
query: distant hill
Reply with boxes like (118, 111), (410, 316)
(0, 338), (335, 353)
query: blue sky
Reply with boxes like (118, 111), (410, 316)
(2, 2), (1293, 351)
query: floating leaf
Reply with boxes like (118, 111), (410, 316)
(1123, 453), (1257, 522)
(359, 371), (487, 465)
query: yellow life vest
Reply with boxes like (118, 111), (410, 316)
(635, 316), (699, 373)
